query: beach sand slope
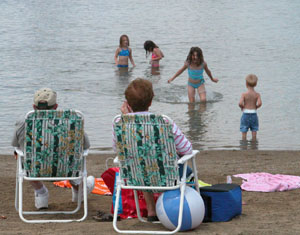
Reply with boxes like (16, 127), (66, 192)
(1, 150), (300, 234)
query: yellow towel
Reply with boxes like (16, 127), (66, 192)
(198, 180), (211, 187)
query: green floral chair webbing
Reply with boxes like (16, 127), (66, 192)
(114, 114), (179, 188)
(24, 110), (84, 177)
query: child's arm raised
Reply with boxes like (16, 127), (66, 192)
(256, 93), (262, 109)
(114, 48), (120, 66)
(204, 62), (219, 83)
(239, 93), (245, 110)
(129, 48), (136, 67)
(168, 64), (188, 83)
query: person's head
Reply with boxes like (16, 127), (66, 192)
(144, 40), (158, 54)
(186, 47), (204, 66)
(119, 34), (130, 47)
(33, 88), (58, 110)
(125, 78), (154, 112)
(245, 74), (258, 87)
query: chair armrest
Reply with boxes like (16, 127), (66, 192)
(177, 150), (199, 164)
(83, 149), (89, 157)
(14, 148), (24, 158)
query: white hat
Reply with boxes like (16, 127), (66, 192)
(34, 88), (57, 107)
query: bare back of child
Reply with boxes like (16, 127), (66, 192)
(242, 89), (260, 110)
(239, 74), (262, 141)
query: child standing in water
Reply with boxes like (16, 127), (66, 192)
(239, 74), (262, 141)
(114, 34), (136, 68)
(168, 47), (218, 102)
(144, 40), (164, 68)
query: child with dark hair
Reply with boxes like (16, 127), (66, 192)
(144, 40), (164, 68)
(113, 78), (194, 221)
(114, 34), (135, 68)
(168, 47), (218, 102)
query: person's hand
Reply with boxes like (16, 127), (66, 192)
(167, 79), (172, 83)
(212, 78), (219, 83)
(121, 101), (133, 114)
(14, 151), (18, 160)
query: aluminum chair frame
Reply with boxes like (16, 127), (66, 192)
(112, 114), (199, 234)
(15, 110), (89, 223)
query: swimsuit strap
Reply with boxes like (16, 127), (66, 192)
(188, 62), (204, 70)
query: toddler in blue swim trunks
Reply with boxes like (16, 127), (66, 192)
(239, 74), (262, 141)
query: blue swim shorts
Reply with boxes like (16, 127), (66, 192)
(117, 64), (128, 68)
(240, 113), (259, 132)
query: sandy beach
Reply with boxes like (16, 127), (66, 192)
(1, 150), (300, 234)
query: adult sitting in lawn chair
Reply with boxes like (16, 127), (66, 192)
(12, 88), (95, 216)
(112, 78), (198, 225)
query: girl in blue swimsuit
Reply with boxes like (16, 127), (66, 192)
(114, 34), (136, 68)
(168, 47), (218, 102)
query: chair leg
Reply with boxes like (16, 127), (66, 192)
(80, 174), (88, 222)
(181, 163), (188, 182)
(172, 183), (186, 234)
(15, 157), (21, 211)
(113, 185), (186, 234)
(133, 190), (146, 223)
(113, 184), (122, 233)
(15, 171), (19, 211)
(191, 157), (200, 194)
(18, 176), (27, 223)
(17, 176), (87, 223)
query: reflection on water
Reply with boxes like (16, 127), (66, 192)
(114, 67), (134, 89)
(155, 84), (223, 104)
(151, 67), (160, 76)
(185, 103), (207, 148)
(117, 67), (129, 77)
(0, 0), (299, 153)
(239, 139), (258, 150)
(115, 67), (134, 79)
(143, 66), (162, 85)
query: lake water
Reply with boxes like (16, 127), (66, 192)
(1, 0), (300, 154)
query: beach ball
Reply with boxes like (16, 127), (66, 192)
(156, 186), (205, 231)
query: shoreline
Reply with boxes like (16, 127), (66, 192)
(1, 150), (300, 234)
(2, 148), (300, 157)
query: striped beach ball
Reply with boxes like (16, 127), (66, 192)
(156, 186), (205, 231)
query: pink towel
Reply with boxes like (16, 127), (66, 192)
(233, 172), (300, 192)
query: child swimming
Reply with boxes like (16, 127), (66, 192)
(114, 34), (135, 68)
(168, 47), (218, 102)
(144, 40), (164, 68)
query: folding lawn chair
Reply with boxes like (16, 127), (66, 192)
(15, 109), (89, 223)
(112, 114), (199, 234)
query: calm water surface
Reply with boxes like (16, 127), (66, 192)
(1, 0), (300, 154)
